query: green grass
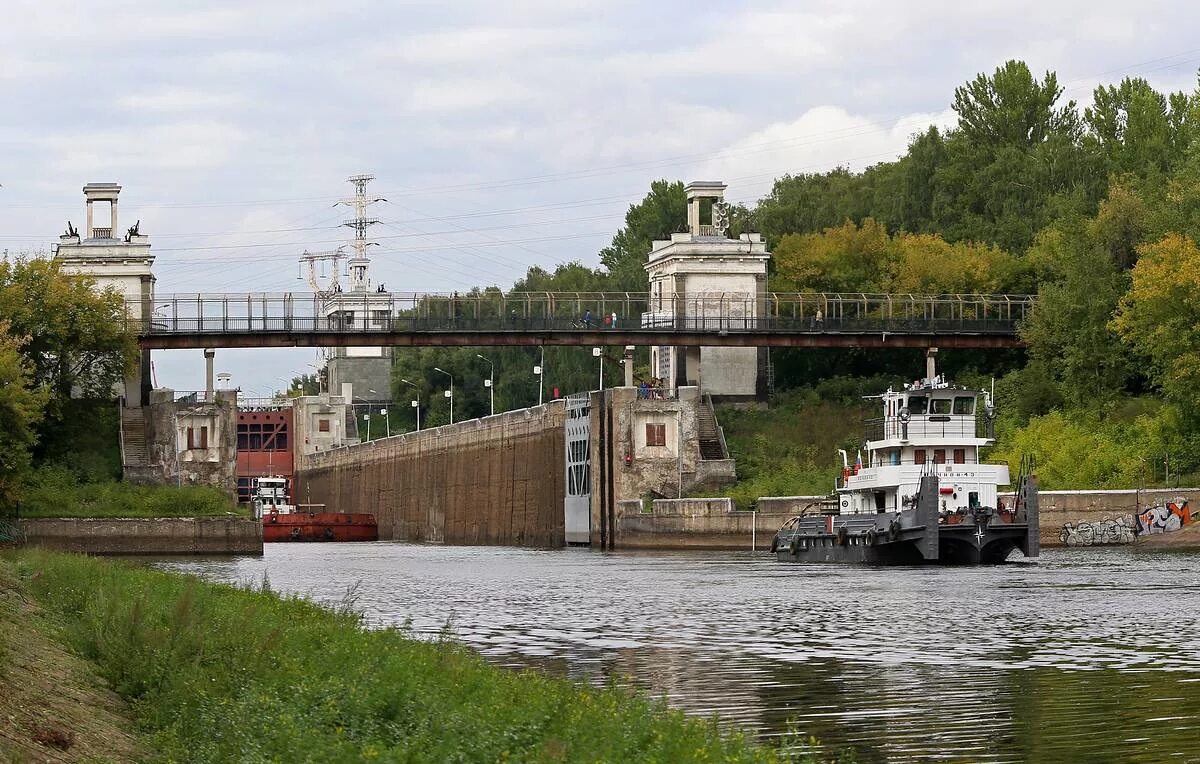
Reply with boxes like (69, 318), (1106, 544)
(7, 550), (802, 763)
(703, 381), (879, 509)
(16, 468), (245, 519)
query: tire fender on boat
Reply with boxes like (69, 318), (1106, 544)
(888, 520), (901, 541)
(789, 537), (801, 555)
(324, 527), (335, 540)
(290, 527), (301, 539)
(837, 525), (849, 546)
(770, 536), (779, 553)
(865, 529), (878, 547)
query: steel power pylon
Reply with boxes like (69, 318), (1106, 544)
(335, 174), (386, 293)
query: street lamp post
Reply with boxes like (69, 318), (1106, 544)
(363, 412), (371, 441)
(434, 367), (454, 424)
(401, 378), (421, 431)
(534, 346), (545, 406)
(381, 408), (390, 437)
(593, 347), (603, 391)
(477, 353), (494, 416)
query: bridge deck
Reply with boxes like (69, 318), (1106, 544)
(131, 292), (1031, 349)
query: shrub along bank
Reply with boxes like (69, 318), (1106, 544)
(15, 468), (245, 519)
(8, 550), (793, 762)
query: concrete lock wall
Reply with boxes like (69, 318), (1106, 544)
(615, 497), (786, 549)
(298, 402), (567, 547)
(1004, 487), (1200, 547)
(18, 517), (262, 555)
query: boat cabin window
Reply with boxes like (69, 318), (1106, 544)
(953, 448), (966, 464)
(953, 396), (975, 415)
(906, 395), (927, 414)
(914, 449), (926, 465)
(933, 449), (946, 464)
(930, 398), (952, 415)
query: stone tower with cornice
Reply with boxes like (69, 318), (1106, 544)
(54, 183), (155, 406)
(643, 181), (770, 400)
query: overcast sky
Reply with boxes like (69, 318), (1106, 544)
(3, 0), (1199, 394)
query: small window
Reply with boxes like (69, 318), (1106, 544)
(199, 426), (209, 449)
(906, 396), (927, 414)
(248, 434), (262, 450)
(953, 396), (975, 415)
(933, 449), (946, 464)
(646, 423), (666, 447)
(914, 450), (926, 465)
(953, 448), (966, 464)
(276, 433), (288, 451)
(237, 434), (249, 450)
(930, 398), (952, 415)
(318, 419), (330, 433)
(186, 426), (195, 450)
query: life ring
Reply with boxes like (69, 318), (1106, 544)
(324, 527), (335, 540)
(290, 527), (301, 539)
(837, 525), (849, 546)
(865, 529), (878, 546)
(888, 520), (901, 541)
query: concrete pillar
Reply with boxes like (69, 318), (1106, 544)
(926, 347), (939, 380)
(111, 199), (118, 235)
(86, 201), (93, 238)
(623, 346), (634, 387)
(204, 349), (215, 397)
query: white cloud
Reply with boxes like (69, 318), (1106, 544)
(39, 121), (249, 174)
(406, 78), (536, 112)
(118, 88), (244, 113)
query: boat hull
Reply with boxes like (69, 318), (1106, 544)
(263, 512), (379, 543)
(771, 474), (1039, 566)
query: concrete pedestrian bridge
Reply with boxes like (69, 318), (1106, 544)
(131, 291), (1032, 350)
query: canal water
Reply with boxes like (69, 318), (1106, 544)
(156, 546), (1200, 762)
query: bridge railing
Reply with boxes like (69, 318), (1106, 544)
(127, 291), (1034, 335)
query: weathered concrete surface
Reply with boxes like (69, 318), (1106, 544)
(17, 517), (262, 555)
(125, 388), (238, 501)
(616, 497), (788, 550)
(1136, 521), (1200, 549)
(298, 402), (566, 547)
(1001, 488), (1200, 547)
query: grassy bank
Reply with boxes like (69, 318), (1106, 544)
(709, 380), (882, 509)
(16, 468), (246, 518)
(5, 550), (792, 762)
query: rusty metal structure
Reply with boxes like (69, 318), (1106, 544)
(132, 291), (1033, 349)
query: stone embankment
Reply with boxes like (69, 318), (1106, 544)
(17, 517), (262, 555)
(614, 497), (818, 550)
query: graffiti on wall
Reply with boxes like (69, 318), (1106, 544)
(1060, 499), (1195, 545)
(1135, 500), (1192, 535)
(1060, 515), (1137, 546)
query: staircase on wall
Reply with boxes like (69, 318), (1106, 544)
(696, 396), (728, 460)
(120, 406), (149, 471)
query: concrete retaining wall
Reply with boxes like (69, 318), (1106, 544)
(1005, 488), (1200, 547)
(616, 497), (787, 550)
(18, 517), (262, 555)
(298, 402), (566, 547)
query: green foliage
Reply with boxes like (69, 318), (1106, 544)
(17, 468), (240, 518)
(0, 324), (48, 511)
(990, 405), (1197, 489)
(12, 551), (781, 763)
(705, 382), (894, 508)
(598, 179), (686, 291)
(1111, 233), (1200, 411)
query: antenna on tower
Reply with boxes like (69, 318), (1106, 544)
(334, 174), (386, 293)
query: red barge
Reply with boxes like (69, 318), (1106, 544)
(253, 477), (378, 543)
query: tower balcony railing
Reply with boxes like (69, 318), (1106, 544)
(92, 227), (113, 239)
(863, 415), (990, 442)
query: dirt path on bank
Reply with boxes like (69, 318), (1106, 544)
(0, 557), (142, 764)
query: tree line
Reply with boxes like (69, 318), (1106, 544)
(383, 60), (1200, 486)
